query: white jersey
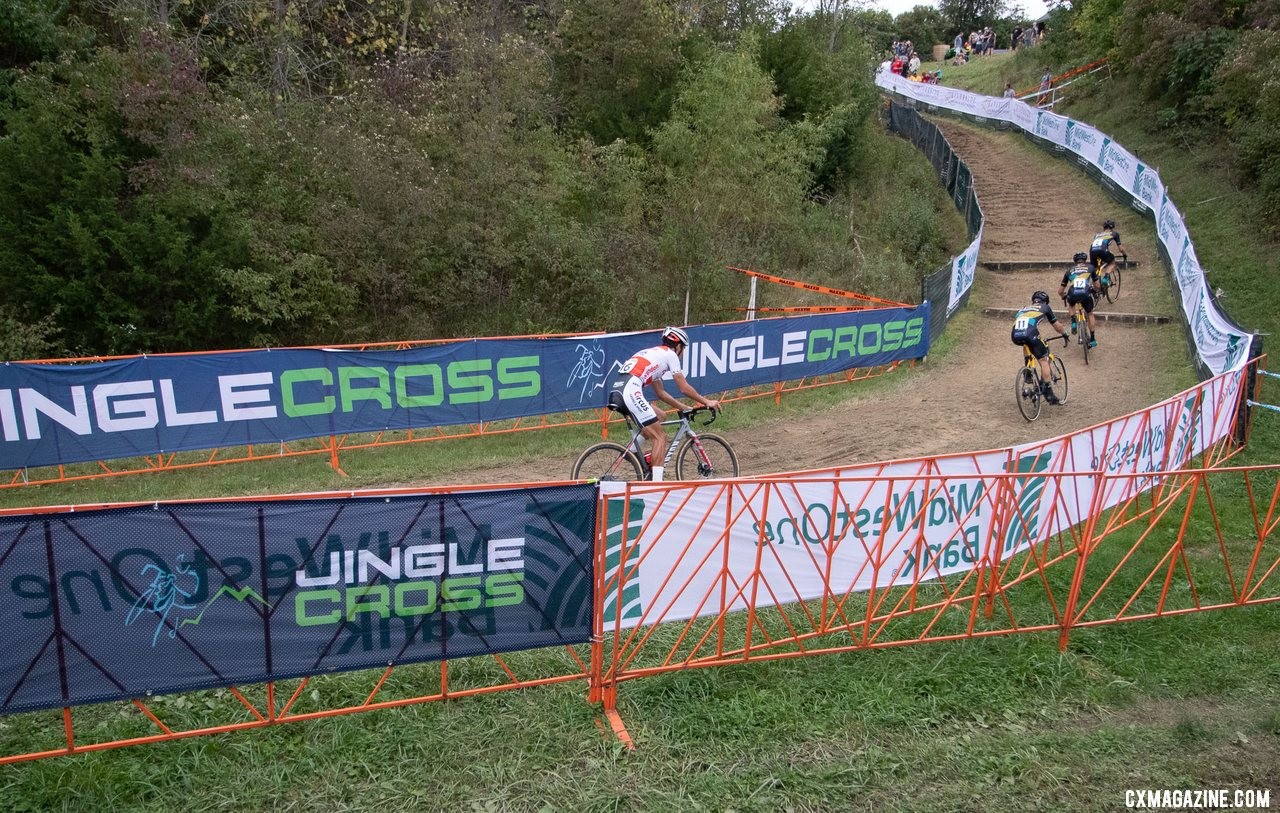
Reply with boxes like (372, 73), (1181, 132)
(617, 345), (681, 385)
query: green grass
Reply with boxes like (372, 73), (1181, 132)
(1, 596), (1276, 810)
(3, 61), (1279, 810)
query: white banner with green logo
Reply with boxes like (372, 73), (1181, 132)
(875, 67), (1252, 376)
(600, 367), (1242, 629)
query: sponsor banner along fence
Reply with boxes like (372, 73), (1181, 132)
(883, 103), (984, 342)
(0, 307), (929, 472)
(599, 365), (1245, 630)
(0, 484), (596, 714)
(875, 67), (1257, 379)
(0, 364), (1269, 761)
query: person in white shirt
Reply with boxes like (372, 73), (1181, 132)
(609, 327), (721, 482)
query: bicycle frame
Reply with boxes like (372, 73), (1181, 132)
(622, 412), (702, 471)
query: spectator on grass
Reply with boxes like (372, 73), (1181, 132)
(908, 51), (921, 75)
(1012, 25), (1023, 51)
(1037, 69), (1052, 106)
(1004, 82), (1016, 99)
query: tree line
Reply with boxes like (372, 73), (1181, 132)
(0, 1), (993, 359)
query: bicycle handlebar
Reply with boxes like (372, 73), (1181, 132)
(678, 406), (719, 426)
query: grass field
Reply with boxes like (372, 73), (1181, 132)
(2, 53), (1279, 813)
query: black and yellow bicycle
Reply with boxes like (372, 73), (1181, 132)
(1015, 343), (1068, 421)
(1096, 255), (1123, 303)
(1069, 297), (1092, 365)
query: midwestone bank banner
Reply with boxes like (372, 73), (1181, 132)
(875, 67), (1252, 376)
(0, 307), (929, 470)
(599, 367), (1242, 630)
(0, 484), (595, 713)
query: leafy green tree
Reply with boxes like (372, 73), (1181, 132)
(651, 39), (823, 323)
(939, 0), (1008, 35)
(0, 0), (93, 70)
(845, 7), (897, 55)
(894, 6), (949, 52)
(549, 0), (684, 144)
(758, 17), (877, 195)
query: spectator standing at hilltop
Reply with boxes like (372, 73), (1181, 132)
(1012, 25), (1023, 51)
(908, 51), (921, 75)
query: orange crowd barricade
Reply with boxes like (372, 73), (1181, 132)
(1, 363), (1272, 763)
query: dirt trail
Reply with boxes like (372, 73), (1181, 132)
(428, 119), (1187, 486)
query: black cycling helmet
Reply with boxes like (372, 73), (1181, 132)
(1103, 219), (1115, 229)
(1032, 290), (1050, 304)
(1073, 251), (1088, 263)
(661, 326), (690, 349)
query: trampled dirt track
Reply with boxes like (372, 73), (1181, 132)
(438, 118), (1188, 486)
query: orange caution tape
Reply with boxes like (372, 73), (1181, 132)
(726, 266), (913, 307)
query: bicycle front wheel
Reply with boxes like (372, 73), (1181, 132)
(572, 442), (645, 481)
(1049, 355), (1068, 404)
(675, 433), (740, 479)
(1015, 366), (1041, 422)
(1109, 265), (1121, 301)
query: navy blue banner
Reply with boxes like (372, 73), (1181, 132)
(0, 484), (595, 714)
(0, 307), (929, 469)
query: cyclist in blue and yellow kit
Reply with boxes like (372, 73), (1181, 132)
(1059, 251), (1101, 349)
(1089, 219), (1127, 291)
(1011, 291), (1071, 404)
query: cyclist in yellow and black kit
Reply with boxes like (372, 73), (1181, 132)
(1088, 219), (1127, 289)
(1011, 291), (1071, 404)
(1060, 251), (1101, 349)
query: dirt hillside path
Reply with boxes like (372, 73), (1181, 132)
(429, 119), (1186, 486)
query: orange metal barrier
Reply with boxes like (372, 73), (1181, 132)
(0, 479), (596, 766)
(1, 364), (1264, 763)
(589, 462), (1280, 744)
(0, 648), (594, 765)
(3, 457), (1272, 764)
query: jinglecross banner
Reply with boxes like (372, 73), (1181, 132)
(0, 484), (595, 714)
(0, 307), (930, 470)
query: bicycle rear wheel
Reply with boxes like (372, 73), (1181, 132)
(572, 442), (645, 481)
(1049, 355), (1068, 404)
(1015, 367), (1041, 421)
(675, 433), (740, 479)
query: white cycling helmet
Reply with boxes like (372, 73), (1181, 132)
(661, 326), (690, 348)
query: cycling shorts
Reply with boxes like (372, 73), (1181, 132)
(611, 377), (660, 427)
(1089, 247), (1114, 267)
(1065, 290), (1095, 313)
(1011, 330), (1049, 360)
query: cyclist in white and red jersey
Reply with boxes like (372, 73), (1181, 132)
(608, 326), (721, 482)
